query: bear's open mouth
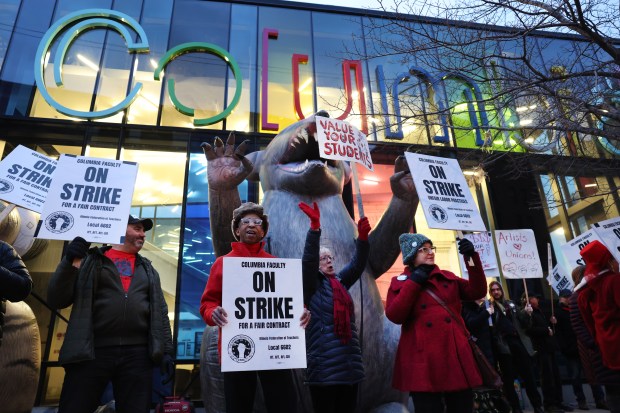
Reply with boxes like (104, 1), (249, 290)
(278, 128), (338, 173)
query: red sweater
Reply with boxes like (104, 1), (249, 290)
(200, 241), (275, 356)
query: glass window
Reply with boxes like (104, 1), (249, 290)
(363, 17), (436, 145)
(0, 0), (56, 117)
(127, 0), (173, 126)
(225, 4), (258, 132)
(0, 0), (20, 72)
(258, 7), (312, 133)
(313, 13), (369, 134)
(160, 1), (231, 129)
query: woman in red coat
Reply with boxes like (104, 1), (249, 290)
(386, 233), (487, 413)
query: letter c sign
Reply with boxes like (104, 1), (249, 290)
(34, 9), (241, 126)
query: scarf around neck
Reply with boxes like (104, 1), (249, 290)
(326, 273), (353, 344)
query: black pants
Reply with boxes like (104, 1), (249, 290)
(58, 345), (153, 413)
(411, 388), (473, 413)
(537, 351), (564, 408)
(309, 383), (358, 413)
(497, 337), (543, 410)
(223, 369), (296, 413)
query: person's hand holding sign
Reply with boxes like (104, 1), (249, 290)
(211, 306), (228, 327)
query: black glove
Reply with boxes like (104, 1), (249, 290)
(160, 353), (175, 384)
(65, 237), (91, 261)
(409, 264), (434, 284)
(458, 238), (475, 256)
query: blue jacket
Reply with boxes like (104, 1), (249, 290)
(302, 229), (368, 385)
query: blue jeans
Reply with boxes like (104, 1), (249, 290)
(58, 345), (153, 413)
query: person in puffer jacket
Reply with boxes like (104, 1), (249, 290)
(299, 202), (370, 413)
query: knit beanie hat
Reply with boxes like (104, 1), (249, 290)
(231, 202), (270, 241)
(399, 233), (432, 265)
(580, 240), (612, 277)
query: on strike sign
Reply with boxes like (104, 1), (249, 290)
(315, 116), (373, 171)
(404, 152), (486, 231)
(35, 154), (138, 243)
(221, 257), (306, 372)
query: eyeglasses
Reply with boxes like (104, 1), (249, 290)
(320, 255), (333, 262)
(417, 246), (436, 254)
(240, 218), (263, 226)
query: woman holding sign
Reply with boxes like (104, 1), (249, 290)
(386, 233), (487, 413)
(299, 202), (371, 413)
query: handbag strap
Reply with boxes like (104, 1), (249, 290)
(424, 288), (471, 340)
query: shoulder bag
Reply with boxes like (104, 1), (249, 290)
(424, 288), (503, 389)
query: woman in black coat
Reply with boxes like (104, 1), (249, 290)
(299, 202), (370, 413)
(462, 299), (495, 366)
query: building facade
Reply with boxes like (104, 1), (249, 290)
(0, 0), (618, 406)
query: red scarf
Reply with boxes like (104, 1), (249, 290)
(327, 274), (353, 344)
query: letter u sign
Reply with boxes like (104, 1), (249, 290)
(34, 9), (241, 126)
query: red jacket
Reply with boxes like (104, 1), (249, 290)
(385, 253), (487, 392)
(577, 271), (620, 370)
(199, 241), (275, 356)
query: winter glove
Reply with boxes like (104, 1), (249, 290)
(409, 264), (434, 284)
(299, 202), (320, 230)
(458, 238), (475, 256)
(357, 217), (371, 241)
(65, 237), (91, 262)
(160, 353), (175, 384)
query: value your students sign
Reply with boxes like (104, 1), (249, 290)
(405, 153), (486, 231)
(221, 257), (306, 372)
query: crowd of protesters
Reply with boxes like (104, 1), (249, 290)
(4, 201), (615, 413)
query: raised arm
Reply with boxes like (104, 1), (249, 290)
(202, 132), (254, 257)
(366, 155), (419, 278)
(299, 202), (321, 304)
(339, 217), (371, 289)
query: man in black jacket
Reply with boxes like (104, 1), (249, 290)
(0, 240), (32, 347)
(48, 215), (174, 413)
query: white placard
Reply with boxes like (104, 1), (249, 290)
(495, 229), (543, 279)
(546, 264), (574, 295)
(559, 229), (602, 270)
(0, 145), (57, 213)
(458, 232), (499, 278)
(404, 152), (486, 231)
(35, 154), (138, 243)
(221, 257), (306, 372)
(315, 116), (373, 171)
(592, 216), (620, 264)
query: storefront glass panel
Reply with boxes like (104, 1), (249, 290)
(126, 0), (174, 126)
(258, 7), (312, 133)
(226, 4), (258, 133)
(160, 1), (231, 129)
(0, 0), (55, 117)
(0, 0), (20, 72)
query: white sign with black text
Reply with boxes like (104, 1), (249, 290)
(315, 116), (373, 171)
(0, 145), (57, 213)
(547, 264), (574, 295)
(559, 229), (602, 271)
(35, 154), (138, 243)
(221, 257), (306, 372)
(404, 152), (486, 231)
(458, 232), (499, 278)
(592, 216), (620, 264)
